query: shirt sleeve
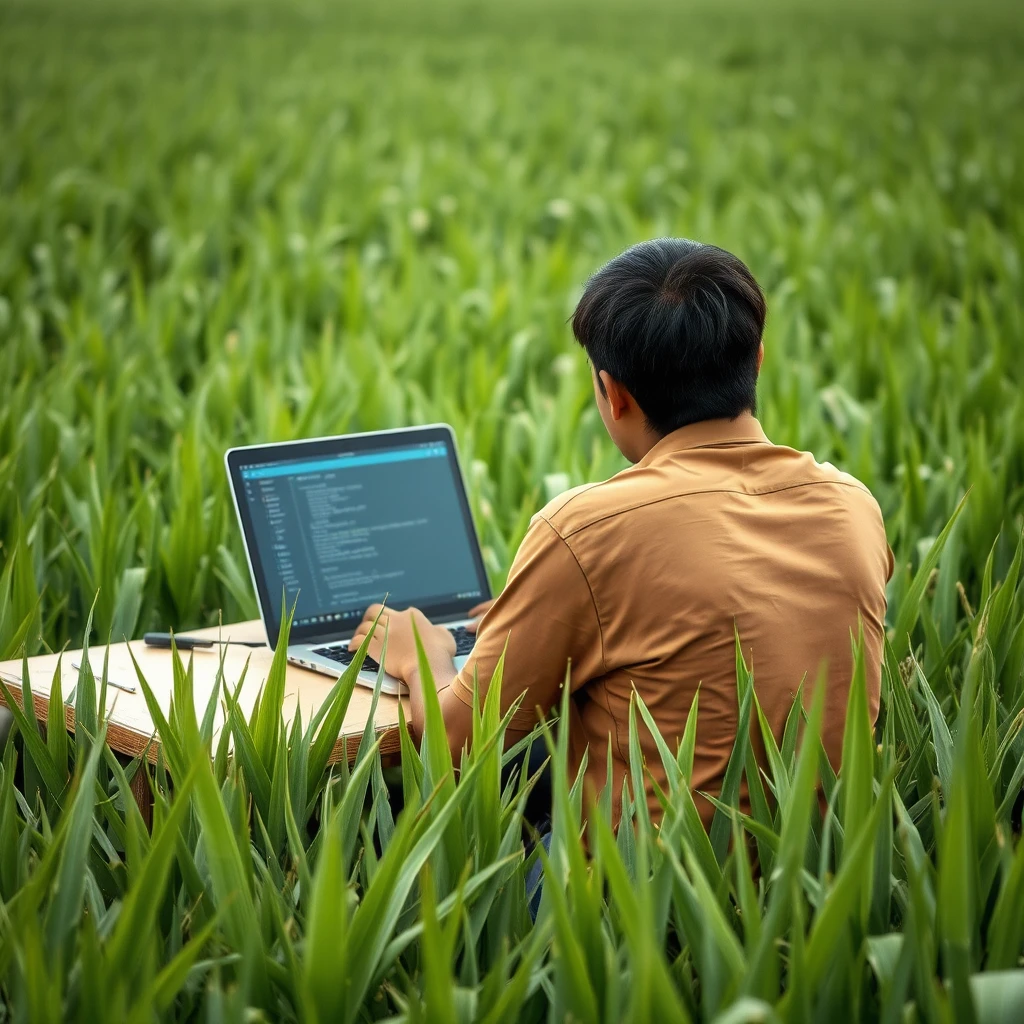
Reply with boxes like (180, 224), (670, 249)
(449, 516), (605, 731)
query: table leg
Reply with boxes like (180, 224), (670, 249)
(128, 760), (153, 831)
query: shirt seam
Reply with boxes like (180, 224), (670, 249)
(652, 437), (769, 455)
(547, 440), (768, 520)
(556, 477), (874, 540)
(446, 675), (474, 710)
(602, 679), (629, 768)
(541, 481), (603, 518)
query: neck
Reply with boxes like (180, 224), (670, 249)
(621, 421), (665, 464)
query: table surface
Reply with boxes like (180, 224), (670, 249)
(0, 620), (405, 764)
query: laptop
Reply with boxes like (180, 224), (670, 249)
(224, 424), (491, 695)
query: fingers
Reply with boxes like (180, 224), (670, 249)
(465, 598), (496, 634)
(405, 608), (455, 654)
(347, 603), (404, 650)
(349, 626), (385, 656)
(348, 617), (384, 651)
(347, 604), (453, 657)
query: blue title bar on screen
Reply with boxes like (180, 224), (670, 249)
(240, 444), (448, 480)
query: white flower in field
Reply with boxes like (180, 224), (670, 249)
(875, 276), (898, 316)
(225, 330), (239, 354)
(771, 95), (796, 119)
(546, 198), (574, 220)
(437, 194), (458, 216)
(151, 228), (172, 265)
(871, 189), (896, 216)
(287, 233), (308, 256)
(553, 353), (576, 377)
(363, 242), (386, 267)
(408, 208), (431, 234)
(961, 160), (983, 183)
(434, 255), (459, 279)
(544, 472), (571, 502)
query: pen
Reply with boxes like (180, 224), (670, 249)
(142, 632), (265, 650)
(70, 661), (137, 694)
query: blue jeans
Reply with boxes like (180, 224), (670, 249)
(502, 738), (553, 922)
(526, 831), (551, 921)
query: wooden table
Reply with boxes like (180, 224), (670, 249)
(0, 620), (405, 819)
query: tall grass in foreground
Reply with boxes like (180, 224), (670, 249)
(0, 520), (1021, 1022)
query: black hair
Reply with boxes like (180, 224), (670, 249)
(571, 238), (767, 436)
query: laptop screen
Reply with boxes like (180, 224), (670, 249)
(226, 426), (490, 647)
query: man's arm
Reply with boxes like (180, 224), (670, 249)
(444, 516), (605, 754)
(347, 604), (465, 745)
(349, 515), (605, 760)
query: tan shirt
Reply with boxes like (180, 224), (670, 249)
(451, 413), (893, 826)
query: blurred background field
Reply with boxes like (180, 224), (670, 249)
(0, 0), (1022, 653)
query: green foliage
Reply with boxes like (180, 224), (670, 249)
(0, 530), (1018, 1020)
(0, 0), (1022, 1019)
(0, 0), (1022, 650)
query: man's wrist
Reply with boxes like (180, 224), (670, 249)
(406, 645), (457, 718)
(407, 650), (458, 691)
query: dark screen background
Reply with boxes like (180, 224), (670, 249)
(239, 442), (484, 631)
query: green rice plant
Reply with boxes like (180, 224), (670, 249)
(0, 0), (1022, 1017)
(0, 511), (1016, 1020)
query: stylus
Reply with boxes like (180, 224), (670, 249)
(142, 632), (266, 650)
(70, 660), (136, 694)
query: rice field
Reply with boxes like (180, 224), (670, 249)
(0, 0), (1022, 1019)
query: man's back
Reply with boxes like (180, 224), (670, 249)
(350, 239), (893, 832)
(452, 412), (893, 825)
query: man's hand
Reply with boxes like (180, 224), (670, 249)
(466, 598), (496, 634)
(348, 604), (456, 685)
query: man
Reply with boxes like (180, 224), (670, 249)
(350, 238), (893, 827)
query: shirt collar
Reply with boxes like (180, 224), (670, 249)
(637, 411), (770, 468)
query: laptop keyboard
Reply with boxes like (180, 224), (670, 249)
(312, 625), (475, 673)
(311, 646), (381, 674)
(448, 626), (476, 655)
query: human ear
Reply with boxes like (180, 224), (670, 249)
(756, 341), (765, 373)
(599, 370), (631, 421)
